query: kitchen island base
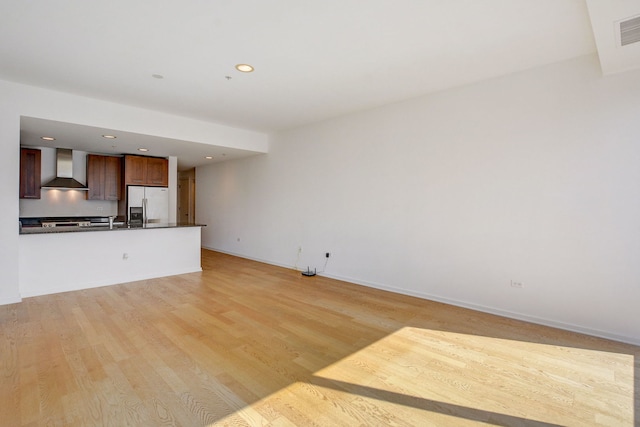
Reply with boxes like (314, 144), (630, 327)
(19, 226), (202, 298)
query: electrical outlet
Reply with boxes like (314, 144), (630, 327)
(510, 280), (523, 289)
(325, 252), (330, 258)
(122, 253), (129, 261)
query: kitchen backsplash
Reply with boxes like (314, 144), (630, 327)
(19, 146), (118, 218)
(19, 193), (117, 218)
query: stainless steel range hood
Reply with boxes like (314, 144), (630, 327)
(41, 148), (88, 190)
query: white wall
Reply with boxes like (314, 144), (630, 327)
(197, 54), (640, 345)
(0, 97), (20, 304)
(0, 79), (268, 304)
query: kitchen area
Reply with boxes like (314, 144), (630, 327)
(0, 78), (268, 308)
(18, 128), (205, 298)
(20, 147), (173, 231)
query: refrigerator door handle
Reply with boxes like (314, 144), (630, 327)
(143, 198), (148, 224)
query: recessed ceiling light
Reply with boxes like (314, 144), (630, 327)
(138, 148), (149, 152)
(152, 74), (164, 79)
(41, 136), (56, 141)
(102, 135), (117, 139)
(205, 156), (213, 159)
(235, 64), (254, 73)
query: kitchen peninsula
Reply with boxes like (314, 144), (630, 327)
(19, 222), (203, 297)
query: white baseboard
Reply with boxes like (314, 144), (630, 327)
(202, 246), (296, 270)
(0, 295), (22, 305)
(203, 246), (640, 347)
(322, 271), (640, 347)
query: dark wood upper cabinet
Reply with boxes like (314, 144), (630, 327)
(103, 156), (122, 200)
(87, 154), (122, 200)
(124, 155), (146, 185)
(145, 157), (169, 186)
(86, 154), (105, 200)
(20, 148), (41, 199)
(124, 155), (168, 187)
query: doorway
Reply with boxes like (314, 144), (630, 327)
(178, 168), (196, 224)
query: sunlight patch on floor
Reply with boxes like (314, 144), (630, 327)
(209, 327), (635, 426)
(311, 327), (635, 426)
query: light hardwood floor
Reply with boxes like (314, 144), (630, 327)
(1, 249), (638, 426)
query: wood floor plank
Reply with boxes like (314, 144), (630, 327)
(1, 249), (638, 426)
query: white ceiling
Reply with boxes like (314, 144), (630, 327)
(586, 0), (640, 75)
(3, 1), (640, 168)
(19, 116), (258, 169)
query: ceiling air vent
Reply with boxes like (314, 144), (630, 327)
(619, 15), (640, 46)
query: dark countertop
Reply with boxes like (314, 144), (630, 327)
(20, 223), (205, 235)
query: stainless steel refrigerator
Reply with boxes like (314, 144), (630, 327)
(127, 186), (169, 225)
